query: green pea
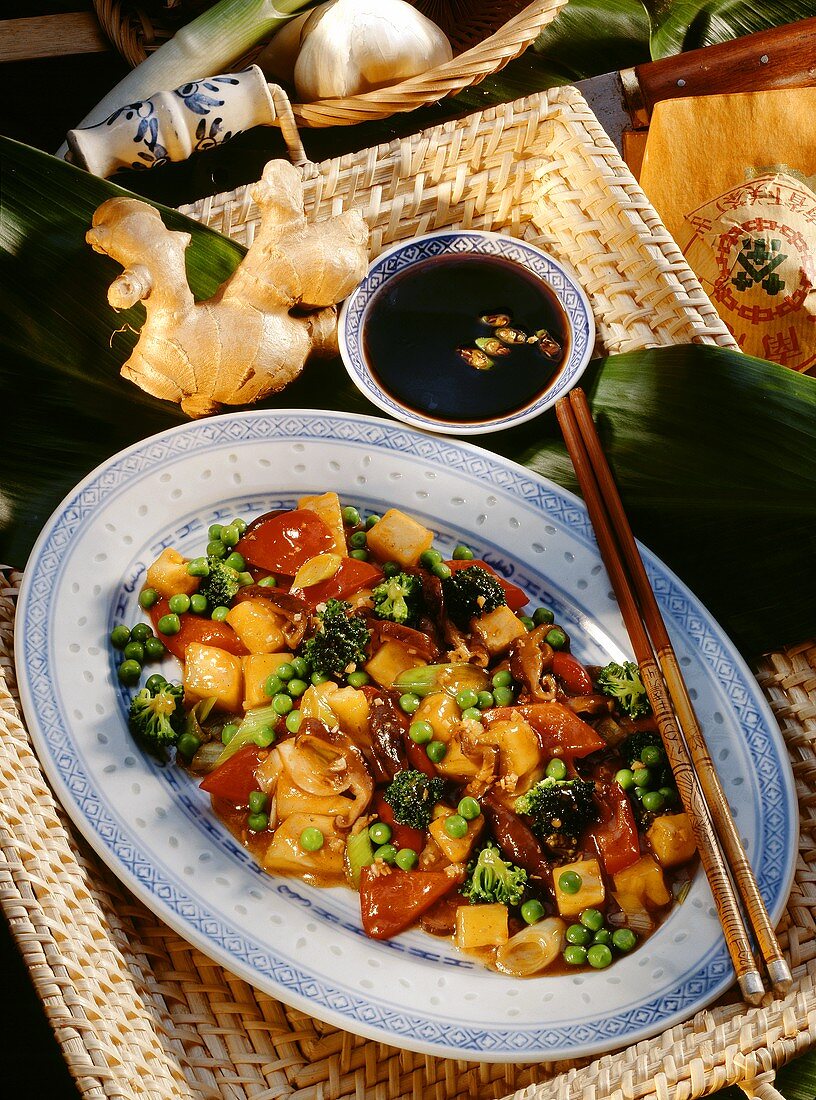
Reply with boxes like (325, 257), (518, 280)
(520, 899), (545, 925)
(285, 710), (303, 734)
(190, 594), (208, 615)
(365, 515), (380, 529)
(145, 673), (167, 694)
(168, 593), (190, 615)
(458, 796), (481, 821)
(123, 641), (145, 663)
(659, 786), (678, 806)
(612, 928), (637, 953)
(632, 768), (652, 788)
(566, 924), (592, 945)
(157, 613), (181, 635)
(144, 636), (166, 662)
(492, 669), (513, 689)
(343, 670), (367, 688)
(587, 944), (613, 969)
(237, 572), (254, 588)
(232, 518), (247, 535)
(640, 745), (663, 767)
(546, 758), (567, 781)
(641, 790), (665, 813)
(382, 561), (400, 578)
(593, 929), (613, 946)
(545, 627), (568, 650)
(419, 548), (442, 568)
(395, 848), (418, 871)
(248, 790), (268, 814)
(248, 812), (269, 833)
(117, 659), (142, 686)
(291, 657), (309, 678)
(350, 549), (369, 562)
(409, 719), (434, 745)
(311, 671), (330, 685)
(493, 686), (514, 707)
(258, 576), (277, 588)
(369, 822), (392, 845)
(287, 678), (307, 698)
(221, 524), (240, 548)
(207, 539), (227, 559)
(580, 908), (604, 931)
(208, 523), (223, 540)
(225, 551), (245, 572)
(477, 691), (494, 710)
(253, 728), (276, 748)
(563, 945), (588, 966)
(632, 786), (646, 801)
(187, 557), (210, 577)
(264, 675), (283, 698)
(211, 606), (230, 622)
(176, 732), (201, 761)
(130, 622), (153, 644)
(559, 870), (582, 894)
(138, 588), (158, 610)
(342, 506), (361, 526)
(615, 768), (635, 791)
(399, 692), (420, 714)
(221, 723), (239, 745)
(533, 607), (555, 626)
(461, 707), (482, 722)
(452, 545), (474, 561)
(432, 562), (452, 580)
(519, 615), (535, 632)
(349, 530), (368, 549)
(426, 740), (447, 763)
(276, 663), (294, 681)
(444, 814), (468, 839)
(456, 688), (479, 710)
(375, 843), (397, 864)
(273, 693), (293, 716)
(110, 625), (131, 649)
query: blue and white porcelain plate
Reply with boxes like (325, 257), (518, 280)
(338, 231), (595, 434)
(15, 411), (795, 1063)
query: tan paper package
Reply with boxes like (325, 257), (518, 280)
(639, 89), (816, 373)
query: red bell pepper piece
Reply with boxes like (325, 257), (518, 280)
(444, 559), (529, 611)
(481, 701), (605, 759)
(360, 867), (461, 939)
(373, 791), (425, 854)
(149, 599), (248, 661)
(405, 738), (438, 779)
(199, 745), (265, 806)
(587, 782), (641, 875)
(551, 652), (594, 695)
(236, 510), (335, 576)
(295, 557), (383, 605)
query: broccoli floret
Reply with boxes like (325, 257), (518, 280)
(302, 598), (370, 678)
(621, 731), (673, 786)
(515, 777), (598, 858)
(383, 769), (445, 831)
(128, 680), (184, 759)
(372, 572), (423, 626)
(463, 843), (528, 906)
(597, 661), (651, 718)
(198, 556), (240, 609)
(442, 565), (506, 627)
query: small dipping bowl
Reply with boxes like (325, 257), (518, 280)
(338, 230), (595, 435)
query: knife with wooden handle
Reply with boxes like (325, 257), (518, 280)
(575, 18), (816, 153)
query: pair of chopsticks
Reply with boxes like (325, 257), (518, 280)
(556, 387), (791, 1004)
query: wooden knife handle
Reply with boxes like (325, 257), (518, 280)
(625, 18), (816, 125)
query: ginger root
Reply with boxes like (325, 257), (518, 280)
(87, 160), (369, 417)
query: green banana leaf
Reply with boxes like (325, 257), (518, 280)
(2, 136), (815, 660)
(643, 0), (816, 57)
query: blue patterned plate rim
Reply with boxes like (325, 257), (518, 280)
(338, 230), (595, 436)
(14, 410), (796, 1063)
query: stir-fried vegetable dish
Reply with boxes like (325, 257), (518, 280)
(110, 493), (697, 976)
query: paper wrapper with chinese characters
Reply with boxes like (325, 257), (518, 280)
(640, 89), (816, 373)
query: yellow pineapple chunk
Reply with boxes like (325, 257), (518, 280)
(226, 599), (286, 654)
(613, 854), (671, 907)
(471, 605), (526, 656)
(300, 682), (340, 728)
(429, 808), (484, 863)
(647, 813), (697, 869)
(298, 492), (347, 557)
(469, 716), (541, 782)
(145, 547), (199, 598)
(365, 508), (434, 568)
(455, 903), (509, 950)
(242, 652), (294, 710)
(365, 641), (425, 688)
(184, 643), (242, 712)
(554, 858), (605, 917)
(327, 686), (370, 744)
(263, 813), (345, 880)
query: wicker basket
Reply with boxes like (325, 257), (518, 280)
(2, 86), (815, 1100)
(92, 0), (566, 126)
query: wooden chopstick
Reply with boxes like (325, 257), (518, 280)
(568, 387), (792, 995)
(555, 391), (767, 1004)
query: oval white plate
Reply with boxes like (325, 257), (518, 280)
(338, 230), (595, 435)
(15, 411), (796, 1063)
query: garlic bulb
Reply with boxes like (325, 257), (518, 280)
(292, 0), (453, 101)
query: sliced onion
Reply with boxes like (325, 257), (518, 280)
(495, 918), (566, 977)
(189, 740), (226, 775)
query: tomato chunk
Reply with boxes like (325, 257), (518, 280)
(551, 652), (594, 695)
(199, 745), (265, 806)
(587, 782), (641, 875)
(296, 557), (383, 605)
(149, 599), (248, 660)
(360, 867), (461, 939)
(481, 702), (605, 759)
(373, 791), (425, 853)
(444, 559), (528, 611)
(236, 510), (335, 576)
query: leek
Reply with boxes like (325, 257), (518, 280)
(57, 0), (310, 159)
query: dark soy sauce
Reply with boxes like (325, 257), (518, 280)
(362, 254), (569, 424)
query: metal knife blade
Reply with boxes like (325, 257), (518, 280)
(573, 71), (631, 154)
